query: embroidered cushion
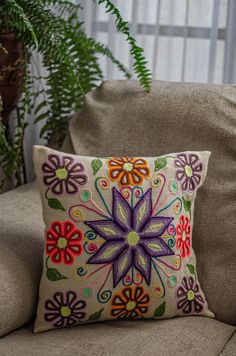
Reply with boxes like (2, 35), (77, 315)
(33, 145), (214, 333)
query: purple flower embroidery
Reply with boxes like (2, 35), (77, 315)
(85, 188), (174, 287)
(42, 154), (87, 195)
(45, 291), (86, 328)
(174, 153), (202, 192)
(177, 276), (204, 314)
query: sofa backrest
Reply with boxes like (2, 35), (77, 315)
(62, 80), (236, 325)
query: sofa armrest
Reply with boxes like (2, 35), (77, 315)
(0, 182), (44, 337)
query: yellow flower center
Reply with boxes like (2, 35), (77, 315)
(60, 306), (71, 317)
(57, 237), (68, 249)
(55, 168), (68, 180)
(126, 300), (136, 311)
(187, 290), (195, 301)
(184, 164), (193, 177)
(127, 231), (140, 246)
(123, 162), (133, 172)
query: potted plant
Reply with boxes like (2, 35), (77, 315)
(0, 0), (151, 190)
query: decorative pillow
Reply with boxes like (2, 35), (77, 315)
(33, 145), (214, 333)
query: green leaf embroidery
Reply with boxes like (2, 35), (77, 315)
(48, 198), (65, 211)
(154, 301), (166, 317)
(46, 268), (67, 281)
(182, 197), (191, 212)
(91, 159), (102, 175)
(187, 264), (195, 275)
(154, 157), (167, 171)
(88, 308), (104, 321)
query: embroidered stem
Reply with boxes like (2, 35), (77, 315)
(87, 263), (111, 279)
(152, 173), (166, 216)
(46, 256), (50, 269)
(131, 186), (143, 208)
(152, 259), (165, 298)
(69, 204), (109, 222)
(45, 188), (50, 200)
(155, 197), (182, 216)
(157, 254), (182, 271)
(95, 177), (112, 216)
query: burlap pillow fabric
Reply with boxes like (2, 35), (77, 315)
(33, 145), (213, 333)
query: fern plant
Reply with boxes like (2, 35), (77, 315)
(0, 0), (152, 188)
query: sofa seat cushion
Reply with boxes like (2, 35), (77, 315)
(0, 317), (235, 356)
(0, 182), (44, 337)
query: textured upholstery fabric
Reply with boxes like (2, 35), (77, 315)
(33, 146), (213, 333)
(62, 80), (236, 325)
(0, 317), (235, 356)
(0, 183), (44, 337)
(220, 331), (236, 356)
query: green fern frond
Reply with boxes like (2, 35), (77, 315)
(0, 0), (152, 188)
(97, 0), (152, 91)
(91, 39), (131, 79)
(1, 0), (38, 47)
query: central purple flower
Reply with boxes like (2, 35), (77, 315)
(85, 188), (174, 287)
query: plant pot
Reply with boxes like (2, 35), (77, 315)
(0, 30), (25, 124)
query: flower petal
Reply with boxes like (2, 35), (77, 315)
(69, 175), (87, 186)
(48, 154), (61, 169)
(113, 247), (132, 287)
(182, 277), (189, 290)
(140, 237), (174, 258)
(140, 216), (173, 237)
(53, 292), (64, 306)
(85, 220), (125, 240)
(112, 188), (132, 231)
(177, 286), (186, 298)
(42, 162), (56, 173)
(192, 162), (202, 172)
(43, 175), (58, 186)
(45, 300), (59, 311)
(51, 179), (64, 195)
(72, 300), (86, 311)
(65, 178), (79, 194)
(87, 240), (127, 264)
(133, 246), (152, 285)
(121, 286), (133, 301)
(189, 154), (200, 167)
(45, 312), (61, 322)
(66, 291), (77, 307)
(54, 318), (65, 327)
(176, 154), (188, 165)
(62, 156), (74, 169)
(182, 300), (192, 314)
(193, 173), (201, 184)
(130, 169), (143, 185)
(133, 188), (152, 231)
(71, 311), (85, 320)
(176, 170), (185, 182)
(193, 299), (204, 313)
(181, 178), (189, 191)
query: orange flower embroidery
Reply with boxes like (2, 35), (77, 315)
(107, 157), (150, 187)
(111, 286), (150, 319)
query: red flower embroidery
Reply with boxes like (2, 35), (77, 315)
(46, 221), (83, 264)
(176, 215), (191, 258)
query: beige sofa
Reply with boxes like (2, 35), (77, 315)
(0, 80), (235, 356)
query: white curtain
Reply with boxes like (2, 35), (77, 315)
(24, 0), (236, 182)
(78, 0), (236, 84)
